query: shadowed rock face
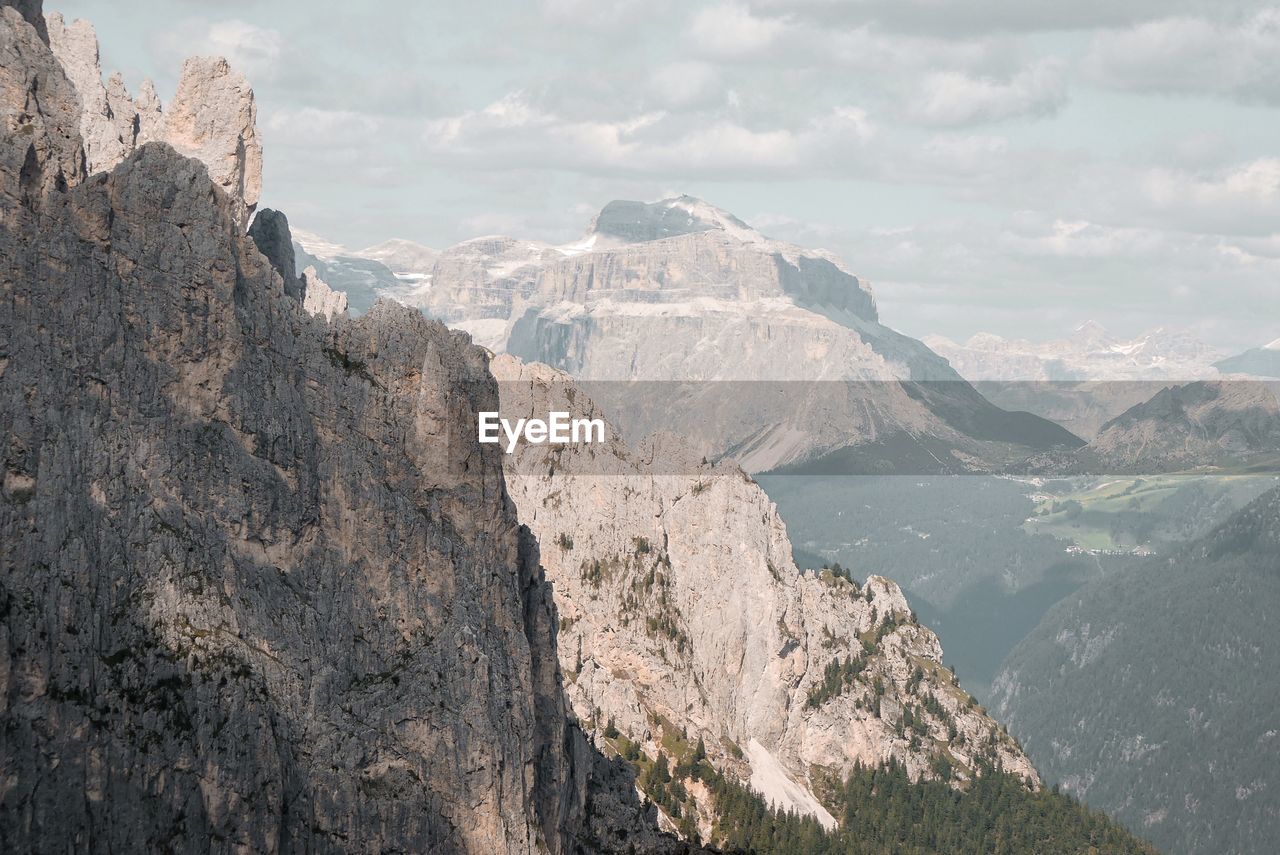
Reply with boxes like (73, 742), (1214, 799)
(3, 0), (43, 41)
(0, 6), (84, 204)
(250, 207), (305, 300)
(0, 9), (690, 853)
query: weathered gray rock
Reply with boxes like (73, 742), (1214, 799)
(133, 77), (163, 144)
(45, 14), (262, 226)
(0, 5), (84, 207)
(1, 0), (44, 42)
(0, 14), (688, 853)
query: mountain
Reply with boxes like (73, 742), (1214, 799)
(0, 7), (689, 851)
(1079, 380), (1280, 472)
(926, 323), (1226, 439)
(0, 6), (1158, 852)
(424, 196), (1082, 473)
(46, 12), (261, 226)
(489, 356), (1154, 852)
(1215, 338), (1280, 379)
(352, 237), (439, 275)
(291, 229), (430, 314)
(926, 322), (1224, 383)
(991, 487), (1280, 855)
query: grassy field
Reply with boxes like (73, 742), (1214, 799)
(1023, 473), (1279, 550)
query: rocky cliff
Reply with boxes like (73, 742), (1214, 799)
(490, 355), (1039, 841)
(0, 5), (686, 852)
(46, 12), (260, 224)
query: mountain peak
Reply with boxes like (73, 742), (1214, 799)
(589, 195), (762, 244)
(351, 238), (439, 275)
(1265, 338), (1280, 351)
(1072, 320), (1111, 341)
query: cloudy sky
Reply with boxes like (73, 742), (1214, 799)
(58, 0), (1280, 349)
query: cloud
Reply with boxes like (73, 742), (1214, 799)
(264, 108), (385, 149)
(909, 59), (1068, 126)
(755, 211), (1280, 348)
(649, 62), (725, 109)
(1139, 158), (1280, 234)
(687, 4), (785, 57)
(421, 93), (875, 178)
(1085, 10), (1280, 103)
(153, 19), (282, 81)
(748, 0), (1269, 36)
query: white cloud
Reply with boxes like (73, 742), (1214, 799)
(154, 19), (282, 80)
(687, 4), (785, 57)
(421, 93), (875, 178)
(1140, 158), (1280, 233)
(265, 108), (385, 148)
(910, 59), (1068, 126)
(649, 62), (724, 108)
(749, 0), (1269, 36)
(204, 20), (282, 77)
(1086, 10), (1280, 103)
(764, 211), (1280, 348)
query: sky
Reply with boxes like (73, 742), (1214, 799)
(54, 0), (1280, 350)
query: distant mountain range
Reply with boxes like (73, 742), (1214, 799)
(926, 325), (1280, 440)
(1216, 339), (1280, 379)
(925, 322), (1226, 383)
(291, 229), (436, 314)
(1079, 380), (1280, 472)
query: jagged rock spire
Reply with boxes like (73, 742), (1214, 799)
(248, 208), (305, 300)
(44, 13), (262, 226)
(163, 56), (262, 226)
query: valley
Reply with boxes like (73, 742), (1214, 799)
(4, 1), (1277, 852)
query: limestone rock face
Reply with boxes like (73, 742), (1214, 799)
(163, 56), (262, 225)
(0, 6), (84, 207)
(302, 265), (348, 321)
(491, 355), (1039, 836)
(46, 13), (136, 174)
(0, 14), (687, 852)
(45, 13), (262, 225)
(133, 78), (164, 143)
